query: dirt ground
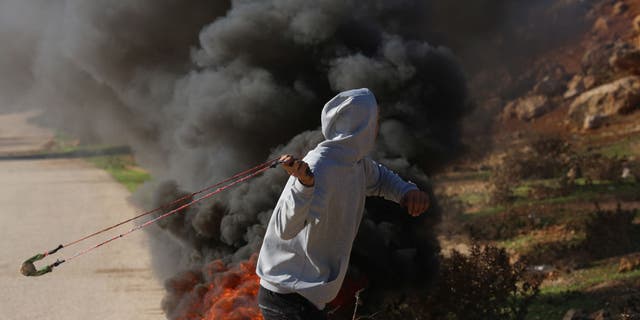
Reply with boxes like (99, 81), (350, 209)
(0, 111), (164, 320)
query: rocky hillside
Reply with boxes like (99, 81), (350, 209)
(433, 1), (640, 319)
(489, 0), (640, 136)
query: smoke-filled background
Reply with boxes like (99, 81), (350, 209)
(0, 0), (589, 318)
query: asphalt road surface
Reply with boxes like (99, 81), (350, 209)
(0, 111), (164, 320)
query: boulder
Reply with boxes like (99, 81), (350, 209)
(567, 166), (580, 179)
(609, 42), (640, 74)
(534, 75), (566, 96)
(563, 309), (587, 320)
(612, 2), (628, 15)
(621, 166), (634, 179)
(582, 43), (615, 79)
(589, 309), (611, 320)
(592, 17), (609, 33)
(503, 95), (552, 121)
(618, 253), (640, 273)
(583, 75), (597, 89)
(564, 75), (583, 99)
(569, 76), (640, 127)
(583, 113), (605, 130)
(564, 74), (593, 99)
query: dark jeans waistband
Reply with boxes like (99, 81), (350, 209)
(258, 285), (314, 307)
(258, 285), (326, 320)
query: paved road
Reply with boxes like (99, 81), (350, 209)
(0, 111), (164, 320)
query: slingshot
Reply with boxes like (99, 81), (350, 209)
(21, 158), (284, 276)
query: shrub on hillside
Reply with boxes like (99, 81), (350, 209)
(520, 239), (586, 267)
(579, 154), (624, 182)
(507, 137), (571, 180)
(488, 160), (519, 205)
(489, 137), (574, 205)
(465, 208), (549, 240)
(423, 245), (542, 320)
(528, 176), (575, 200)
(525, 138), (572, 179)
(584, 205), (638, 259)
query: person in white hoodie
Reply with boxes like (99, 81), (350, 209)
(256, 88), (430, 320)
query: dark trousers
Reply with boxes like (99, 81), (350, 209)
(258, 285), (327, 320)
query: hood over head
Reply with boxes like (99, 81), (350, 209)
(318, 88), (378, 163)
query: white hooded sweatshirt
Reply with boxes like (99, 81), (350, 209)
(256, 88), (418, 310)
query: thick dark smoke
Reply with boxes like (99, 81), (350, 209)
(1, 0), (586, 318)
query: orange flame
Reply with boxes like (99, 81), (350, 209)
(176, 254), (263, 320)
(172, 254), (368, 320)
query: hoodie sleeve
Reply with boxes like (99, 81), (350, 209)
(364, 158), (418, 203)
(273, 176), (315, 240)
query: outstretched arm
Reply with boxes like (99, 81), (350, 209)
(364, 158), (429, 216)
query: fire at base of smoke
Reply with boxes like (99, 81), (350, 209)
(164, 254), (261, 320)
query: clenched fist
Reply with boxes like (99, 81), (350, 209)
(400, 190), (429, 217)
(279, 154), (314, 187)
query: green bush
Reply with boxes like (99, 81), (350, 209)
(466, 209), (540, 241)
(424, 245), (542, 320)
(578, 154), (624, 182)
(584, 205), (638, 259)
(489, 137), (574, 205)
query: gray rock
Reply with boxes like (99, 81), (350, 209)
(564, 75), (585, 99)
(590, 309), (610, 320)
(503, 95), (552, 121)
(534, 75), (566, 96)
(567, 166), (580, 179)
(634, 15), (640, 33)
(563, 308), (587, 320)
(583, 75), (597, 89)
(569, 76), (640, 126)
(618, 253), (640, 272)
(592, 17), (609, 33)
(612, 2), (628, 15)
(621, 166), (632, 179)
(609, 42), (640, 74)
(582, 43), (616, 79)
(583, 113), (605, 130)
(565, 74), (599, 99)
